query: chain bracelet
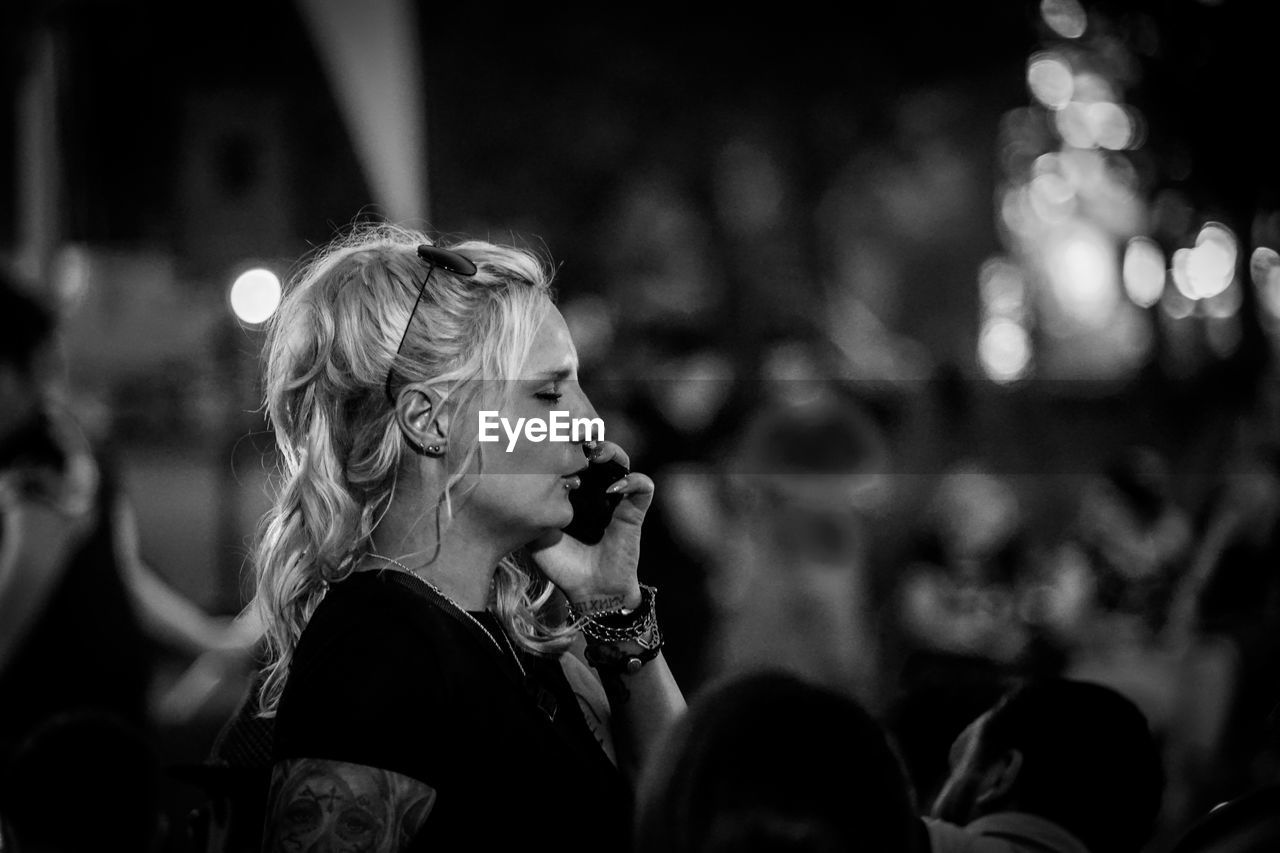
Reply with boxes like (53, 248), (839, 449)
(571, 584), (660, 646)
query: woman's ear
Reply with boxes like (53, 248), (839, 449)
(974, 748), (1023, 807)
(394, 385), (449, 457)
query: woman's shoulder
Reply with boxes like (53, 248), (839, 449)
(276, 572), (451, 737)
(317, 567), (429, 607)
(272, 570), (477, 779)
(293, 569), (446, 657)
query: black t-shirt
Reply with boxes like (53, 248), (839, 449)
(272, 569), (632, 851)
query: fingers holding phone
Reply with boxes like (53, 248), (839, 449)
(563, 457), (628, 545)
(564, 441), (654, 544)
(531, 441), (653, 605)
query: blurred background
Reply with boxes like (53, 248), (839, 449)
(2, 0), (1279, 849)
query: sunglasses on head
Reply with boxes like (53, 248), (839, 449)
(384, 244), (479, 405)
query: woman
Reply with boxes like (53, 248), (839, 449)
(253, 224), (685, 852)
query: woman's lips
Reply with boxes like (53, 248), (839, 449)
(562, 466), (587, 490)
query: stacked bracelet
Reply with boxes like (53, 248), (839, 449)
(584, 638), (661, 675)
(570, 584), (663, 673)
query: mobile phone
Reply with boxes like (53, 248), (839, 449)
(562, 458), (630, 544)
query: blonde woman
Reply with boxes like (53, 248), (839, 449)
(253, 225), (684, 852)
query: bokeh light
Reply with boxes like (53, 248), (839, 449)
(1041, 0), (1087, 39)
(1053, 100), (1134, 150)
(1091, 102), (1134, 150)
(979, 256), (1027, 320)
(1072, 72), (1116, 104)
(1249, 247), (1280, 318)
(1045, 227), (1120, 328)
(1058, 148), (1104, 194)
(1184, 222), (1238, 299)
(1171, 247), (1194, 300)
(1029, 171), (1076, 222)
(1054, 102), (1095, 149)
(1000, 186), (1034, 237)
(229, 268), (282, 325)
(1122, 237), (1166, 308)
(1027, 54), (1074, 110)
(979, 317), (1033, 383)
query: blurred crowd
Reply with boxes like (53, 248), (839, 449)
(585, 315), (1280, 850)
(578, 248), (1280, 844)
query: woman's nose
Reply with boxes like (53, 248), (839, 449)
(568, 385), (601, 444)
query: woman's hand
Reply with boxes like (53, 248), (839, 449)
(528, 441), (654, 612)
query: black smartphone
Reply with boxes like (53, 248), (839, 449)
(562, 458), (629, 544)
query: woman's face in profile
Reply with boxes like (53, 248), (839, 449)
(458, 306), (600, 542)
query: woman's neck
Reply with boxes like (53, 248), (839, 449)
(367, 497), (512, 611)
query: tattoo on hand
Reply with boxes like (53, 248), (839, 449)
(571, 594), (627, 616)
(262, 758), (436, 852)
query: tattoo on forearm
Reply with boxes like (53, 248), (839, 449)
(262, 758), (436, 853)
(571, 594), (627, 616)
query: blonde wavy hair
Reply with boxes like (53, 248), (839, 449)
(252, 223), (574, 717)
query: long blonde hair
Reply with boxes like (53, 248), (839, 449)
(252, 223), (572, 716)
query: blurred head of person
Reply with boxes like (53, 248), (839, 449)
(634, 670), (924, 853)
(253, 224), (596, 716)
(927, 463), (1021, 573)
(0, 268), (57, 444)
(0, 711), (164, 853)
(932, 678), (1164, 853)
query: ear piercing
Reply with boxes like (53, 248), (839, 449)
(408, 438), (445, 457)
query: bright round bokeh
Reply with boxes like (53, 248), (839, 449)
(230, 267), (282, 325)
(979, 317), (1033, 383)
(1027, 53), (1074, 110)
(1041, 0), (1087, 38)
(1090, 102), (1134, 150)
(1185, 223), (1238, 300)
(1045, 227), (1119, 328)
(1122, 237), (1166, 308)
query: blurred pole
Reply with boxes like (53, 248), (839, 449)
(294, 0), (429, 224)
(14, 28), (62, 291)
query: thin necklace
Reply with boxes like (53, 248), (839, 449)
(366, 554), (527, 679)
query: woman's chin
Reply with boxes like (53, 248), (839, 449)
(550, 503), (575, 531)
(525, 505), (575, 543)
